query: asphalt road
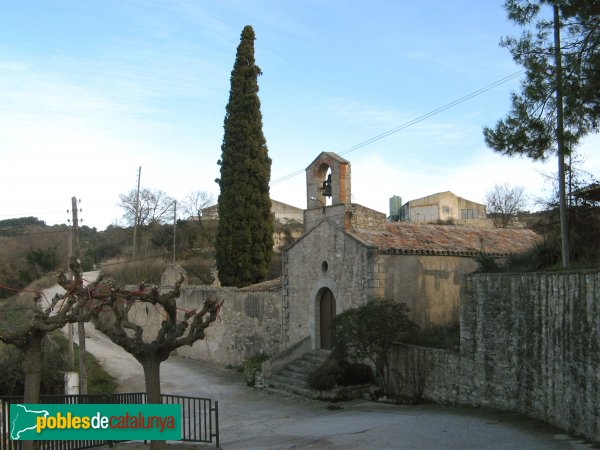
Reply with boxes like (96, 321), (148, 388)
(49, 274), (594, 450)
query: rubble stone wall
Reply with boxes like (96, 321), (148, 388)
(391, 271), (600, 443)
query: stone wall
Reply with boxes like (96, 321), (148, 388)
(390, 344), (460, 404)
(391, 271), (600, 444)
(461, 271), (600, 441)
(304, 204), (346, 232)
(134, 285), (282, 367)
(349, 204), (387, 231)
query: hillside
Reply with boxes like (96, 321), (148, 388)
(0, 217), (302, 295)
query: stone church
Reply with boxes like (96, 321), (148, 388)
(281, 152), (542, 352)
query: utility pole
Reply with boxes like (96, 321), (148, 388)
(172, 200), (177, 263)
(67, 214), (75, 371)
(71, 196), (87, 394)
(132, 166), (142, 259)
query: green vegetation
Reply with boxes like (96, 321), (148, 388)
(215, 25), (274, 288)
(102, 258), (170, 285)
(333, 299), (418, 394)
(475, 206), (600, 273)
(242, 353), (269, 386)
(484, 1), (598, 160)
(75, 341), (117, 394)
(483, 1), (599, 267)
(308, 357), (374, 391)
(0, 221), (69, 299)
(405, 323), (460, 351)
(0, 214), (221, 299)
(474, 241), (560, 274)
(0, 217), (47, 235)
(0, 331), (116, 396)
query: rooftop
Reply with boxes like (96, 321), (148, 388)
(349, 222), (542, 257)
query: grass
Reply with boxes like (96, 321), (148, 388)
(102, 258), (169, 285)
(72, 340), (117, 394)
(28, 274), (61, 291)
(42, 331), (118, 394)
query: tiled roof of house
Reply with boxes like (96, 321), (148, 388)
(349, 222), (542, 257)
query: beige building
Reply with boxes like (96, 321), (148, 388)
(201, 199), (303, 223)
(399, 191), (490, 227)
(282, 152), (541, 351)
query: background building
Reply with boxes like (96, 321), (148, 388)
(399, 191), (490, 227)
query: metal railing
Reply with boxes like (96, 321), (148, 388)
(0, 393), (219, 450)
(161, 394), (218, 446)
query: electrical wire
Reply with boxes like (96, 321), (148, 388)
(1, 278), (212, 328)
(270, 70), (525, 186)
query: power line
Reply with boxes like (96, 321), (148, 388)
(270, 70), (524, 186)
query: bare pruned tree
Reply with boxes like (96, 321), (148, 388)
(118, 188), (175, 227)
(0, 258), (96, 450)
(1, 258), (223, 450)
(181, 190), (214, 222)
(0, 265), (88, 406)
(485, 183), (527, 228)
(80, 267), (223, 450)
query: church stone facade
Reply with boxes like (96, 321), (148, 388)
(282, 152), (542, 352)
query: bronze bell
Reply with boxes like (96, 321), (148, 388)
(322, 174), (332, 197)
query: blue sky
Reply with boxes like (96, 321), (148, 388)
(1, 0), (598, 230)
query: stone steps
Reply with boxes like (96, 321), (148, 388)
(265, 349), (331, 398)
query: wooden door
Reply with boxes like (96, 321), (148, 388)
(319, 289), (335, 350)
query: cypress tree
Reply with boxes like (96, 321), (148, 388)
(215, 25), (274, 287)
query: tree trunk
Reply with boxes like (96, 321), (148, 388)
(23, 333), (43, 403)
(141, 355), (166, 450)
(554, 3), (570, 268)
(23, 332), (44, 450)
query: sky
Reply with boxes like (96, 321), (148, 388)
(1, 0), (598, 230)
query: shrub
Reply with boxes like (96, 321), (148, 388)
(0, 344), (25, 396)
(103, 259), (169, 285)
(473, 252), (501, 273)
(308, 358), (339, 391)
(406, 323), (460, 350)
(0, 331), (116, 396)
(242, 354), (269, 386)
(180, 257), (214, 285)
(336, 360), (375, 386)
(333, 299), (418, 394)
(308, 358), (375, 390)
(474, 239), (562, 274)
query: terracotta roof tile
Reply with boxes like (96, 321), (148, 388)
(349, 222), (542, 257)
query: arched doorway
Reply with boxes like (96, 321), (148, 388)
(319, 288), (336, 350)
